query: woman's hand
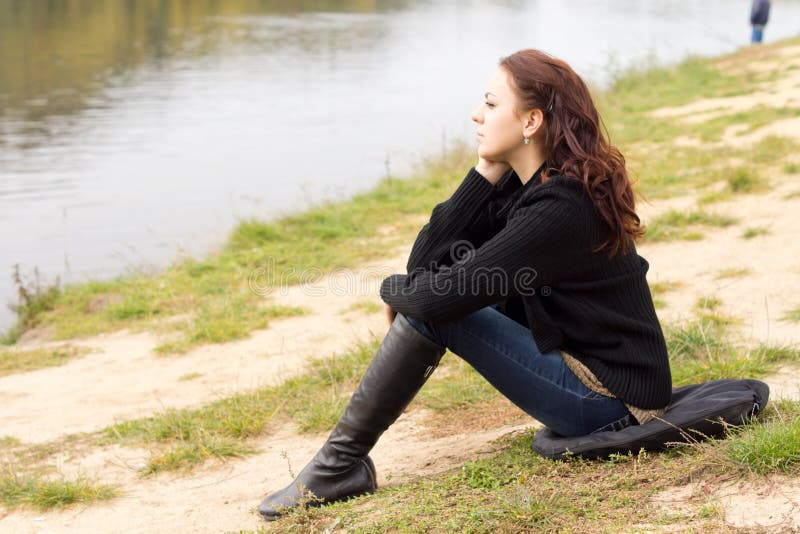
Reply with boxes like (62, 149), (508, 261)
(475, 157), (511, 186)
(385, 303), (397, 326)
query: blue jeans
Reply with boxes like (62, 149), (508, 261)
(751, 26), (764, 44)
(402, 304), (635, 437)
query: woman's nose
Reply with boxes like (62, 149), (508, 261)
(471, 106), (482, 123)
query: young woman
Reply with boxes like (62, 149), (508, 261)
(258, 49), (672, 520)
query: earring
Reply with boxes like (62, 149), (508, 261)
(523, 137), (530, 145)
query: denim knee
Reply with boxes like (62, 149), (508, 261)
(400, 314), (443, 348)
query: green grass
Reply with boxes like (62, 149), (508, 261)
(0, 345), (90, 377)
(601, 53), (758, 117)
(726, 166), (766, 193)
(142, 437), (254, 474)
(714, 267), (752, 280)
(643, 209), (737, 242)
(177, 372), (202, 382)
(742, 226), (770, 239)
(723, 399), (800, 475)
(1, 265), (61, 345)
(344, 299), (383, 314)
(665, 313), (800, 386)
(0, 436), (21, 448)
(783, 308), (800, 323)
(700, 166), (769, 204)
(153, 301), (308, 355)
(649, 280), (685, 296)
(689, 106), (800, 143)
(649, 280), (684, 309)
(746, 135), (800, 166)
(694, 295), (722, 312)
(0, 473), (117, 510)
(784, 162), (800, 174)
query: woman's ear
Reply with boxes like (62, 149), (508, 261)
(523, 108), (545, 139)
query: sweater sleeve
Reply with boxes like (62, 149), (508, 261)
(382, 186), (582, 323)
(405, 167), (505, 274)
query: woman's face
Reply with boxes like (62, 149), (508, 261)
(471, 67), (527, 161)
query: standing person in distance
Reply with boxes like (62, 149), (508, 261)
(750, 0), (771, 44)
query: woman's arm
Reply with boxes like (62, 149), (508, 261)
(384, 186), (583, 323)
(406, 162), (511, 274)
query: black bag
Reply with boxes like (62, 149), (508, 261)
(532, 378), (769, 460)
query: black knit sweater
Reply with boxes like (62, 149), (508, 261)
(379, 165), (672, 409)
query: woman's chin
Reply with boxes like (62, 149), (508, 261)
(477, 146), (496, 159)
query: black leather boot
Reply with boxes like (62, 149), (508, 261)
(258, 312), (446, 520)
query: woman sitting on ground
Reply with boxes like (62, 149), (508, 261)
(258, 48), (672, 520)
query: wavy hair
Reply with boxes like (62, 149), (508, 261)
(499, 49), (643, 258)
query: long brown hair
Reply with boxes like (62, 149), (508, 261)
(499, 49), (643, 258)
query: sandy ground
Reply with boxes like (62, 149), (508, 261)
(3, 43), (800, 532)
(0, 410), (533, 534)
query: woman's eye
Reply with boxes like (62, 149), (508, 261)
(485, 102), (495, 108)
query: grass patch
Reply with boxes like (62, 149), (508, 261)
(344, 299), (383, 314)
(784, 162), (800, 174)
(643, 209), (737, 242)
(714, 267), (752, 280)
(665, 314), (800, 386)
(649, 280), (685, 296)
(153, 301), (308, 355)
(142, 437), (254, 474)
(691, 106), (800, 143)
(0, 473), (117, 510)
(742, 226), (770, 239)
(699, 166), (768, 204)
(694, 295), (722, 312)
(723, 399), (800, 476)
(1, 265), (61, 345)
(0, 436), (21, 448)
(783, 307), (800, 323)
(0, 344), (90, 377)
(649, 280), (684, 310)
(745, 135), (800, 166)
(178, 372), (202, 382)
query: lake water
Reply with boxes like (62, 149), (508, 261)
(1, 0), (799, 332)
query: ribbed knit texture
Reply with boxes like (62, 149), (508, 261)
(379, 166), (673, 409)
